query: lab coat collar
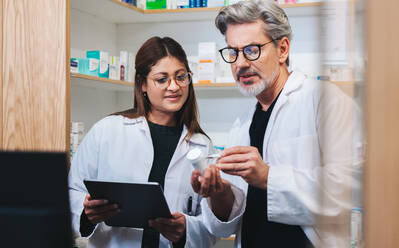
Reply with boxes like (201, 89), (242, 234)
(169, 125), (208, 175)
(262, 71), (307, 160)
(131, 116), (207, 146)
(281, 71), (306, 96)
(123, 116), (208, 175)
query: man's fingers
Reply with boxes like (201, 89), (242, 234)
(214, 168), (223, 192)
(190, 170), (201, 193)
(210, 166), (217, 193)
(218, 153), (250, 164)
(217, 162), (248, 172)
(200, 168), (212, 195)
(221, 146), (256, 156)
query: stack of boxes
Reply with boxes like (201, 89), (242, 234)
(70, 50), (135, 82)
(70, 43), (235, 84)
(198, 42), (216, 84)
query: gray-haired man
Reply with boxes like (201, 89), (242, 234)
(191, 0), (359, 247)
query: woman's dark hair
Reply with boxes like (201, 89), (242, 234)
(113, 36), (207, 139)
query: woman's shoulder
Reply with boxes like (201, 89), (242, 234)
(92, 114), (144, 132)
(188, 132), (212, 147)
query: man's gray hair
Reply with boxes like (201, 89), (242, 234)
(215, 0), (292, 65)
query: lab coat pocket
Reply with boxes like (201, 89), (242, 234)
(272, 135), (320, 169)
(181, 193), (199, 216)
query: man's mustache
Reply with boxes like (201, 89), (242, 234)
(236, 68), (260, 79)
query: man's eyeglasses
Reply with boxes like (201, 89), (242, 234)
(219, 39), (276, 64)
(148, 71), (192, 90)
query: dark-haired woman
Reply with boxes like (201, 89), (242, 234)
(68, 37), (217, 248)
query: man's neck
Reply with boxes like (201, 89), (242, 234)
(256, 66), (289, 111)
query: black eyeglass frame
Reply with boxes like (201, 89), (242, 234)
(218, 39), (278, 64)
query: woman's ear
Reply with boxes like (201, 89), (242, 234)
(141, 80), (147, 93)
(278, 37), (290, 65)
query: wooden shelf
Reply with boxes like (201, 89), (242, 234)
(71, 73), (356, 96)
(71, 73), (237, 90)
(195, 82), (236, 88)
(71, 0), (322, 23)
(71, 73), (134, 91)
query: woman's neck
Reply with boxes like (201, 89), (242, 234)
(147, 111), (176, 126)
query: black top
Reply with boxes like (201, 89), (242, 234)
(147, 121), (182, 189)
(241, 93), (313, 248)
(142, 121), (184, 248)
(81, 120), (184, 247)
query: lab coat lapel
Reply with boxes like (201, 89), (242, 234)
(167, 127), (208, 173)
(134, 117), (155, 179)
(167, 126), (189, 173)
(262, 71), (306, 160)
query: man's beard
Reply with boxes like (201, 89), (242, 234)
(237, 62), (279, 97)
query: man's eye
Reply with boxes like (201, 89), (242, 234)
(245, 46), (259, 55)
(229, 49), (237, 56)
(156, 78), (169, 84)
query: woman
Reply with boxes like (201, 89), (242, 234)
(68, 37), (216, 248)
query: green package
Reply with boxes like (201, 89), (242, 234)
(146, 0), (166, 9)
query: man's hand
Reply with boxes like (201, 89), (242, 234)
(191, 165), (235, 221)
(191, 164), (230, 198)
(217, 146), (269, 190)
(83, 194), (120, 225)
(149, 212), (186, 243)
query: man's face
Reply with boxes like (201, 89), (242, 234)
(225, 20), (280, 96)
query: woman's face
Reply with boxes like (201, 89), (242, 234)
(142, 56), (190, 124)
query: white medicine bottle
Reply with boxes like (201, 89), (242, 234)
(186, 148), (208, 174)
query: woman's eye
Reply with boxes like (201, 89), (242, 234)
(176, 74), (187, 81)
(156, 78), (169, 84)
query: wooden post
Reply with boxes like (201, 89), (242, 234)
(365, 0), (399, 247)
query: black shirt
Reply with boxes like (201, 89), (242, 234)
(142, 121), (184, 248)
(147, 121), (182, 189)
(241, 93), (313, 248)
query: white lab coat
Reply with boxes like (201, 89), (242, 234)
(68, 115), (217, 248)
(201, 71), (363, 247)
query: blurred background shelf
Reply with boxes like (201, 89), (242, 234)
(70, 0), (322, 23)
(71, 73), (134, 91)
(71, 73), (237, 91)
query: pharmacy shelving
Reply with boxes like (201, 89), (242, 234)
(69, 0), (327, 148)
(71, 73), (237, 91)
(70, 0), (322, 23)
(71, 73), (134, 91)
(71, 73), (354, 96)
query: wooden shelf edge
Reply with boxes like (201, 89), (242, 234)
(109, 0), (145, 13)
(71, 73), (134, 87)
(194, 83), (236, 87)
(71, 73), (237, 88)
(280, 2), (322, 8)
(108, 0), (321, 15)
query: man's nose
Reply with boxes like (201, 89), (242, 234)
(235, 52), (251, 68)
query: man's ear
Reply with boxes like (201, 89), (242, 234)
(278, 37), (290, 65)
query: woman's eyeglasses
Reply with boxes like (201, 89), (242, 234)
(149, 72), (192, 90)
(218, 39), (276, 64)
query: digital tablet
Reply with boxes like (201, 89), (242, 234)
(83, 180), (172, 228)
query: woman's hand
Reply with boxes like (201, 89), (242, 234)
(83, 194), (120, 225)
(149, 212), (186, 243)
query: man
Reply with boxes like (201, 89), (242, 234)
(191, 0), (362, 247)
